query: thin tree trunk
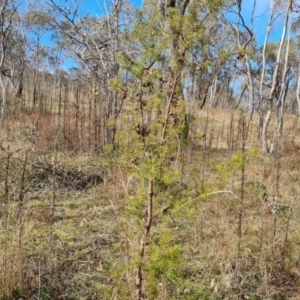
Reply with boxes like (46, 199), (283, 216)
(262, 0), (291, 152)
(136, 179), (153, 300)
(259, 0), (275, 139)
(0, 69), (7, 126)
(245, 54), (255, 121)
(296, 75), (300, 118)
(271, 18), (292, 151)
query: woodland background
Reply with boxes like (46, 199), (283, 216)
(1, 0), (300, 299)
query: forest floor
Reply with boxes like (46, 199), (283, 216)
(1, 108), (300, 299)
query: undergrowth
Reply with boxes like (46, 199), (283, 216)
(0, 109), (300, 299)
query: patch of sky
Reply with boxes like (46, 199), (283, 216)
(236, 0), (293, 45)
(47, 0), (142, 70)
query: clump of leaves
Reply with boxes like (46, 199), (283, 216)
(144, 229), (184, 299)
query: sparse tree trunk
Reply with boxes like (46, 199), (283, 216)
(245, 54), (255, 121)
(0, 67), (8, 125)
(297, 75), (300, 118)
(0, 0), (16, 125)
(259, 0), (275, 139)
(262, 0), (292, 152)
(271, 19), (292, 151)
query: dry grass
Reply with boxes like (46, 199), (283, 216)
(0, 107), (300, 299)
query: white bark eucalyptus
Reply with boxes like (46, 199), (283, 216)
(0, 1), (17, 125)
(271, 17), (292, 152)
(297, 72), (300, 116)
(262, 0), (292, 153)
(259, 0), (275, 138)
